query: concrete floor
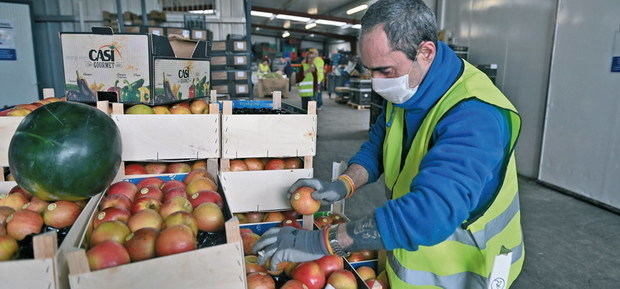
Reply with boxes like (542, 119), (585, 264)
(284, 94), (620, 288)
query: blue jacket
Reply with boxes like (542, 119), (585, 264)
(349, 42), (511, 250)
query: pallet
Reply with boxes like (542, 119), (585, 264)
(348, 101), (371, 110)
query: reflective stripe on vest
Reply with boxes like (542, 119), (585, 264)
(387, 242), (524, 289)
(299, 64), (314, 97)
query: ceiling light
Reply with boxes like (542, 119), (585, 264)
(282, 31), (290, 38)
(276, 14), (311, 22)
(305, 22), (317, 29)
(352, 24), (362, 29)
(346, 4), (368, 15)
(251, 11), (274, 18)
(316, 19), (347, 26)
(310, 34), (315, 37)
(283, 20), (291, 28)
(189, 9), (214, 14)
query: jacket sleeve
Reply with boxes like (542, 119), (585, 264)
(374, 100), (510, 251)
(348, 107), (386, 183)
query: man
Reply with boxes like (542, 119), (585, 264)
(298, 50), (318, 110)
(254, 1), (524, 288)
(308, 48), (325, 109)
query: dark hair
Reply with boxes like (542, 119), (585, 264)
(361, 0), (438, 60)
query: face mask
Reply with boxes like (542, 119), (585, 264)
(372, 65), (418, 104)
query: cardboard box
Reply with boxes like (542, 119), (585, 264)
(166, 28), (190, 39)
(211, 41), (227, 53)
(147, 27), (164, 36)
(211, 71), (228, 81)
(191, 29), (208, 40)
(257, 78), (289, 98)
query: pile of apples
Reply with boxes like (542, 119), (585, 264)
(234, 210), (300, 225)
(125, 99), (210, 114)
(125, 160), (207, 176)
(0, 186), (85, 261)
(85, 169), (226, 271)
(314, 213), (347, 229)
(229, 158), (302, 172)
(0, 97), (65, 117)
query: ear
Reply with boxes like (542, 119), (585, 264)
(417, 41), (436, 64)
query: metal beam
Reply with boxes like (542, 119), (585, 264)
(141, 0), (147, 25)
(115, 0), (124, 32)
(252, 6), (360, 24)
(252, 23), (356, 42)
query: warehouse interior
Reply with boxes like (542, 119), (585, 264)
(0, 0), (619, 289)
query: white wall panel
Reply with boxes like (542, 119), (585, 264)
(539, 0), (620, 209)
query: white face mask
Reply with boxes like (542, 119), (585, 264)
(372, 65), (418, 104)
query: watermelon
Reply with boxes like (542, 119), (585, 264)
(8, 102), (122, 201)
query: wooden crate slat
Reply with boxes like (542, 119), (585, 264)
(0, 258), (56, 289)
(0, 117), (24, 167)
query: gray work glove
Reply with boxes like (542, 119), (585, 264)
(287, 178), (348, 205)
(252, 226), (329, 271)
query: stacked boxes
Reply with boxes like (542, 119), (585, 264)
(349, 78), (372, 105)
(210, 35), (252, 98)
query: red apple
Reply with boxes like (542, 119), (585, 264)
(160, 196), (193, 219)
(241, 229), (261, 255)
(282, 210), (299, 220)
(183, 169), (214, 184)
(99, 194), (132, 211)
(192, 160), (207, 170)
(281, 280), (309, 289)
(283, 158), (302, 169)
(247, 272), (276, 289)
(155, 225), (196, 256)
(264, 159), (286, 170)
(245, 212), (264, 223)
(186, 179), (218, 196)
(125, 163), (147, 175)
(22, 197), (48, 214)
(145, 163), (167, 174)
(359, 250), (378, 260)
(326, 269), (357, 289)
(346, 252), (365, 263)
(290, 187), (320, 215)
(193, 203), (224, 232)
(87, 240), (130, 270)
(245, 255), (268, 274)
(6, 210), (43, 240)
(356, 266), (376, 281)
(229, 159), (249, 171)
(43, 201), (82, 228)
(131, 197), (162, 214)
(266, 260), (293, 276)
(93, 207), (131, 229)
(162, 180), (186, 193)
(9, 186), (31, 200)
(244, 158), (264, 171)
(189, 191), (223, 208)
(127, 209), (162, 232)
(90, 220), (131, 247)
(315, 255), (344, 277)
(163, 188), (187, 203)
(292, 262), (325, 289)
(365, 279), (387, 289)
(164, 211), (198, 236)
(165, 163), (191, 174)
(315, 216), (333, 229)
(106, 181), (138, 201)
(235, 213), (248, 224)
(0, 235), (18, 261)
(0, 207), (15, 224)
(190, 99), (207, 114)
(15, 104), (39, 111)
(137, 177), (164, 190)
(0, 193), (28, 211)
(281, 219), (302, 229)
(263, 212), (285, 222)
(135, 186), (163, 202)
(124, 227), (159, 261)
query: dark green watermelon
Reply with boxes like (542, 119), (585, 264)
(8, 102), (121, 200)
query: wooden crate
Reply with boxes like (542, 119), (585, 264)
(0, 116), (24, 167)
(65, 175), (246, 289)
(0, 182), (101, 289)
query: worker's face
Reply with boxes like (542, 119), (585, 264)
(360, 25), (435, 88)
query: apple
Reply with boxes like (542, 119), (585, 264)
(331, 214), (346, 224)
(0, 206), (15, 224)
(359, 250), (378, 260)
(315, 216), (333, 229)
(87, 240), (130, 270)
(0, 235), (18, 261)
(193, 203), (224, 232)
(0, 193), (28, 211)
(263, 212), (285, 223)
(15, 104), (39, 111)
(190, 99), (207, 114)
(245, 212), (264, 224)
(241, 229), (261, 255)
(284, 262), (299, 277)
(183, 169), (214, 184)
(356, 266), (376, 281)
(160, 196), (193, 219)
(174, 102), (191, 110)
(124, 227), (159, 262)
(166, 163), (192, 174)
(137, 177), (164, 189)
(235, 213), (248, 224)
(266, 260), (293, 276)
(99, 194), (132, 212)
(315, 255), (344, 277)
(292, 261), (325, 289)
(189, 191), (223, 208)
(145, 163), (167, 174)
(164, 211), (198, 236)
(244, 158), (264, 171)
(170, 106), (191, 114)
(162, 180), (186, 193)
(7, 109), (31, 116)
(22, 197), (49, 214)
(90, 220), (131, 247)
(281, 280), (309, 289)
(192, 160), (207, 170)
(247, 272), (276, 289)
(125, 163), (147, 175)
(326, 269), (357, 289)
(163, 188), (187, 203)
(186, 179), (217, 196)
(9, 186), (31, 200)
(282, 210), (299, 220)
(135, 186), (163, 202)
(281, 219), (302, 229)
(365, 279), (387, 289)
(93, 207), (131, 229)
(131, 197), (162, 214)
(245, 255), (268, 274)
(264, 159), (286, 170)
(43, 201), (82, 228)
(0, 225), (6, 236)
(153, 106), (171, 114)
(106, 181), (138, 201)
(283, 158), (302, 169)
(6, 210), (43, 240)
(346, 252), (366, 263)
(127, 209), (162, 232)
(155, 225), (196, 256)
(376, 270), (389, 287)
(290, 187), (320, 215)
(229, 159), (248, 171)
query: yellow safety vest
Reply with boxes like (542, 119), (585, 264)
(299, 63), (314, 98)
(382, 61), (524, 289)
